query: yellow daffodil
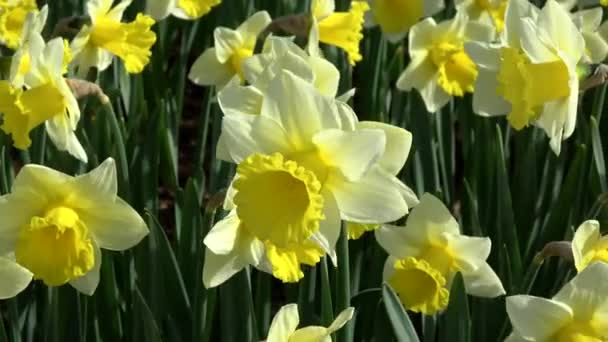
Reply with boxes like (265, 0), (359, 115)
(188, 11), (271, 89)
(0, 158), (148, 296)
(396, 13), (494, 113)
(456, 0), (508, 33)
(310, 0), (370, 65)
(571, 7), (608, 63)
(0, 35), (87, 162)
(572, 220), (608, 272)
(363, 0), (444, 42)
(70, 0), (157, 75)
(466, 0), (584, 155)
(263, 303), (354, 341)
(203, 70), (416, 287)
(146, 0), (221, 21)
(375, 193), (505, 315)
(505, 262), (608, 341)
(0, 0), (37, 49)
(0, 253), (32, 299)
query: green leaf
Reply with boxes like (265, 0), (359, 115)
(440, 273), (469, 342)
(382, 283), (420, 342)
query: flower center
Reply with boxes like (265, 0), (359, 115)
(177, 0), (222, 19)
(496, 47), (570, 130)
(389, 257), (450, 314)
(371, 0), (423, 34)
(551, 320), (604, 342)
(431, 40), (478, 97)
(233, 153), (325, 248)
(15, 207), (94, 286)
(90, 14), (156, 73)
(317, 1), (370, 65)
(229, 47), (253, 80)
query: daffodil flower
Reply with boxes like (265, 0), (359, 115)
(70, 0), (157, 75)
(572, 220), (608, 272)
(263, 303), (354, 341)
(0, 158), (148, 296)
(0, 35), (87, 162)
(466, 0), (584, 155)
(188, 11), (271, 89)
(9, 5), (48, 86)
(310, 0), (370, 65)
(375, 193), (505, 315)
(363, 0), (444, 42)
(203, 70), (416, 286)
(570, 7), (608, 63)
(0, 0), (37, 49)
(146, 0), (221, 21)
(505, 262), (608, 341)
(456, 0), (508, 33)
(396, 13), (494, 113)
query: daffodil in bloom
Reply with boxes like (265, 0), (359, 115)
(570, 7), (608, 63)
(456, 0), (508, 33)
(8, 5), (47, 86)
(146, 0), (221, 21)
(375, 193), (505, 314)
(311, 0), (370, 65)
(505, 262), (608, 341)
(263, 303), (354, 341)
(0, 33), (87, 162)
(203, 70), (416, 287)
(363, 0), (444, 42)
(188, 11), (271, 89)
(466, 0), (584, 155)
(396, 13), (494, 113)
(0, 158), (148, 295)
(572, 220), (608, 272)
(0, 0), (37, 49)
(70, 0), (157, 75)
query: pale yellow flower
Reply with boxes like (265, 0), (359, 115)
(572, 220), (608, 272)
(0, 158), (148, 296)
(376, 193), (505, 315)
(364, 0), (444, 42)
(71, 0), (157, 75)
(146, 0), (221, 20)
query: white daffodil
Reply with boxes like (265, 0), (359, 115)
(0, 158), (148, 296)
(0, 0), (38, 49)
(396, 13), (494, 113)
(571, 7), (608, 63)
(146, 0), (221, 21)
(0, 33), (87, 162)
(188, 11), (271, 89)
(203, 70), (416, 287)
(455, 0), (507, 34)
(263, 304), (354, 342)
(310, 0), (369, 65)
(375, 193), (505, 315)
(572, 220), (608, 272)
(466, 0), (584, 155)
(70, 0), (157, 75)
(364, 0), (444, 42)
(506, 262), (608, 341)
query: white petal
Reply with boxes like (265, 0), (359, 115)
(214, 28), (243, 63)
(203, 211), (240, 255)
(327, 166), (407, 224)
(356, 122), (412, 175)
(572, 220), (601, 271)
(462, 262), (506, 298)
(188, 48), (233, 87)
(0, 255), (32, 299)
(70, 242), (101, 295)
(406, 193), (460, 240)
(106, 0), (132, 21)
(375, 224), (424, 260)
(472, 68), (510, 117)
(554, 262), (608, 318)
(262, 70), (340, 149)
(72, 158), (117, 201)
(396, 55), (435, 91)
(464, 41), (501, 70)
(313, 128), (386, 181)
(202, 248), (247, 288)
(77, 198), (148, 251)
(582, 32), (608, 64)
(309, 56), (339, 97)
(0, 191), (47, 255)
(266, 304), (300, 342)
(218, 81), (263, 115)
(310, 191), (340, 265)
(409, 18), (436, 55)
(328, 307), (355, 333)
(537, 0), (585, 62)
(424, 0), (445, 17)
(519, 20), (554, 64)
(146, 0), (173, 20)
(236, 11), (272, 48)
(448, 235), (491, 273)
(506, 295), (573, 340)
(419, 77), (451, 113)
